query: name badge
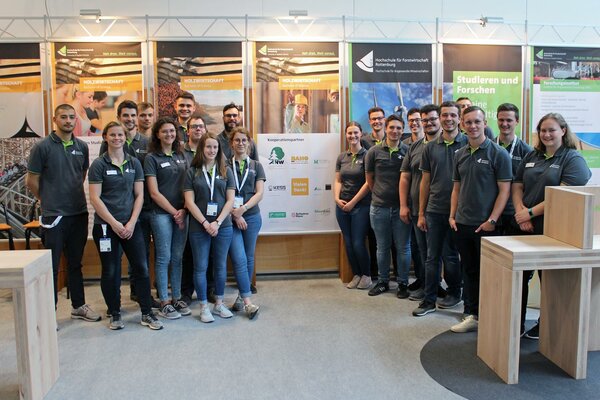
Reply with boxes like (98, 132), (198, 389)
(206, 202), (218, 217)
(160, 162), (170, 168)
(525, 162), (535, 168)
(234, 196), (244, 209)
(99, 238), (112, 253)
(106, 170), (118, 175)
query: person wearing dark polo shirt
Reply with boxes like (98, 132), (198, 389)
(181, 114), (207, 304)
(402, 107), (423, 146)
(494, 103), (533, 234)
(184, 132), (236, 323)
(361, 106), (386, 150)
(217, 103), (258, 161)
(335, 121), (372, 290)
(26, 104), (101, 322)
(456, 97), (494, 140)
(138, 102), (155, 137)
(448, 106), (512, 333)
(365, 115), (411, 298)
(513, 112), (591, 339)
(89, 121), (162, 330)
(145, 117), (190, 320)
(174, 92), (196, 143)
(413, 101), (466, 317)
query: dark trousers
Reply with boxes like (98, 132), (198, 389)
(454, 223), (499, 316)
(129, 209), (152, 296)
(93, 223), (152, 315)
(41, 213), (88, 308)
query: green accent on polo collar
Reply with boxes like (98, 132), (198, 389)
(111, 159), (129, 174)
(444, 139), (455, 147)
(62, 140), (74, 150)
(469, 146), (479, 155)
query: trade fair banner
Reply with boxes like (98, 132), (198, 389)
(50, 42), (144, 232)
(349, 43), (433, 130)
(443, 44), (523, 137)
(254, 41), (340, 233)
(0, 43), (44, 229)
(531, 46), (600, 182)
(154, 41), (243, 133)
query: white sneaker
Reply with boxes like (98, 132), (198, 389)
(346, 275), (361, 289)
(200, 306), (215, 323)
(213, 303), (233, 319)
(451, 315), (478, 333)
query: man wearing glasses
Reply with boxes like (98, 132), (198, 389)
(217, 103), (258, 161)
(361, 107), (386, 149)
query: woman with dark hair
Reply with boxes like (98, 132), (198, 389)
(334, 121), (372, 289)
(227, 127), (262, 318)
(184, 132), (236, 323)
(513, 112), (591, 339)
(89, 121), (162, 330)
(145, 117), (190, 320)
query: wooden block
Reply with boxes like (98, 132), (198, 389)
(477, 253), (522, 384)
(544, 186), (595, 249)
(255, 234), (339, 273)
(563, 185), (600, 238)
(539, 267), (591, 379)
(589, 268), (600, 351)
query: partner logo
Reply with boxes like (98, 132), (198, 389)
(291, 178), (309, 196)
(268, 212), (286, 218)
(291, 155), (309, 165)
(269, 147), (285, 165)
(268, 185), (287, 192)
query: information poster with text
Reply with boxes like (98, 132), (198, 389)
(350, 43), (433, 131)
(155, 41), (243, 133)
(531, 46), (600, 182)
(254, 41), (340, 233)
(443, 44), (523, 137)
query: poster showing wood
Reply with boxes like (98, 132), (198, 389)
(0, 43), (43, 239)
(531, 46), (600, 183)
(350, 43), (433, 133)
(50, 42), (144, 233)
(443, 44), (523, 137)
(154, 41), (243, 134)
(254, 42), (340, 233)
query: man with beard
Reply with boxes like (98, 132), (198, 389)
(361, 107), (386, 149)
(217, 103), (258, 161)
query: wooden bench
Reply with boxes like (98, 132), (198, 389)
(0, 250), (59, 399)
(478, 186), (600, 384)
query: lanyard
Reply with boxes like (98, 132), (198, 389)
(232, 157), (249, 193)
(497, 135), (517, 159)
(202, 164), (216, 202)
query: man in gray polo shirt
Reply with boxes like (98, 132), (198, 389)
(449, 106), (512, 332)
(413, 101), (466, 317)
(26, 104), (101, 322)
(217, 103), (258, 161)
(99, 100), (149, 161)
(361, 106), (386, 150)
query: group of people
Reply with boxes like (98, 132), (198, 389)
(335, 99), (591, 337)
(26, 93), (265, 330)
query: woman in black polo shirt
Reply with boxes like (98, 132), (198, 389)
(334, 121), (371, 289)
(227, 127), (263, 319)
(89, 121), (162, 331)
(184, 132), (236, 323)
(513, 112), (591, 339)
(145, 117), (190, 320)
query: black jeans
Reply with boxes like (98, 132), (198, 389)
(41, 213), (88, 308)
(93, 223), (152, 315)
(454, 223), (499, 316)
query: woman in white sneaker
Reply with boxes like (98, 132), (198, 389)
(145, 117), (190, 320)
(184, 132), (236, 322)
(334, 121), (371, 289)
(89, 121), (163, 331)
(227, 128), (263, 319)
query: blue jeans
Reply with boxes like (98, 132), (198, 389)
(369, 205), (411, 284)
(189, 226), (233, 303)
(424, 212), (461, 303)
(336, 204), (371, 276)
(229, 227), (253, 298)
(150, 212), (188, 302)
(233, 212), (262, 280)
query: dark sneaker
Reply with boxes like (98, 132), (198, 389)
(250, 284), (258, 294)
(173, 299), (191, 316)
(524, 323), (539, 340)
(71, 304), (101, 322)
(413, 301), (436, 317)
(437, 285), (447, 298)
(408, 279), (422, 292)
(109, 314), (124, 330)
(158, 304), (181, 320)
(141, 313), (163, 330)
(437, 295), (463, 309)
(368, 281), (389, 296)
(396, 283), (409, 299)
(408, 288), (425, 301)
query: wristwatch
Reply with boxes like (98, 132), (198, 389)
(217, 219), (222, 227)
(488, 219), (497, 225)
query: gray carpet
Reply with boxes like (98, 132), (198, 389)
(0, 278), (468, 400)
(421, 327), (600, 399)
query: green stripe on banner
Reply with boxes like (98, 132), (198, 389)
(580, 150), (600, 168)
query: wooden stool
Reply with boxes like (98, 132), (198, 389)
(0, 202), (15, 250)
